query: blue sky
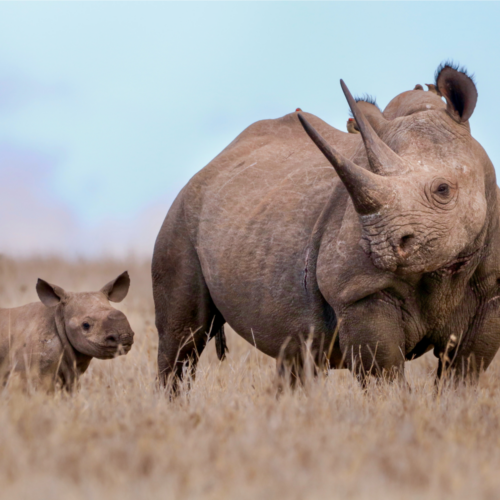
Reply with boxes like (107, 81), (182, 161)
(0, 2), (499, 256)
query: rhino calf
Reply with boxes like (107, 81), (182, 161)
(0, 271), (134, 388)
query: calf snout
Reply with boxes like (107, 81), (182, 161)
(103, 309), (135, 352)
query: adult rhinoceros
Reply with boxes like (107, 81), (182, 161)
(153, 63), (500, 388)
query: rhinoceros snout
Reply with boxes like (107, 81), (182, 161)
(362, 224), (423, 273)
(102, 309), (134, 354)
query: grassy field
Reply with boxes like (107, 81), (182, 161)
(0, 256), (499, 499)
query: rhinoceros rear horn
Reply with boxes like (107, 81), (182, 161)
(298, 113), (390, 216)
(435, 62), (477, 123)
(340, 80), (407, 176)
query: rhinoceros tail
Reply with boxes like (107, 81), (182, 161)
(214, 325), (228, 361)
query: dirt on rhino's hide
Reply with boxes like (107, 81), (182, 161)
(153, 62), (500, 388)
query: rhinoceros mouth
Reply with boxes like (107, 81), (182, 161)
(363, 230), (479, 276)
(103, 342), (133, 357)
(436, 250), (479, 276)
(392, 249), (479, 276)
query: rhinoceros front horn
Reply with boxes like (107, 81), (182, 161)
(298, 113), (390, 216)
(340, 80), (407, 176)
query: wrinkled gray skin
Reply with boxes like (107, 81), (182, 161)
(153, 64), (500, 388)
(0, 272), (134, 388)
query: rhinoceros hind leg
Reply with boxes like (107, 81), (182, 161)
(153, 214), (225, 394)
(154, 275), (225, 394)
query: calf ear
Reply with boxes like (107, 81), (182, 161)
(436, 62), (477, 123)
(101, 271), (130, 303)
(36, 279), (67, 307)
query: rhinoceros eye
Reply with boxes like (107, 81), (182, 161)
(82, 322), (91, 331)
(435, 183), (450, 197)
(428, 178), (458, 209)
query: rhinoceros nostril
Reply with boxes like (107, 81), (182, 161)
(397, 234), (415, 257)
(106, 335), (118, 344)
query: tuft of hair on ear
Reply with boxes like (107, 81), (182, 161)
(354, 94), (380, 109)
(349, 94), (380, 118)
(434, 60), (475, 88)
(434, 60), (478, 122)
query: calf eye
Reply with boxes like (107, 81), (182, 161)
(82, 322), (91, 330)
(435, 183), (450, 197)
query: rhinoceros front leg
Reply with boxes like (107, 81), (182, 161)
(439, 297), (500, 382)
(338, 292), (405, 383)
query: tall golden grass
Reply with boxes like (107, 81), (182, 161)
(0, 256), (499, 499)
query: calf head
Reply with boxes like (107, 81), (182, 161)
(299, 63), (489, 275)
(36, 271), (134, 359)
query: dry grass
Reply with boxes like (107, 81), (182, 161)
(0, 256), (499, 499)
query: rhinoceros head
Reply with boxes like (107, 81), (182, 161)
(36, 271), (135, 359)
(299, 64), (488, 275)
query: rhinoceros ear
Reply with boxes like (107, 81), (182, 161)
(436, 62), (477, 123)
(100, 271), (130, 303)
(354, 98), (388, 136)
(36, 279), (67, 307)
